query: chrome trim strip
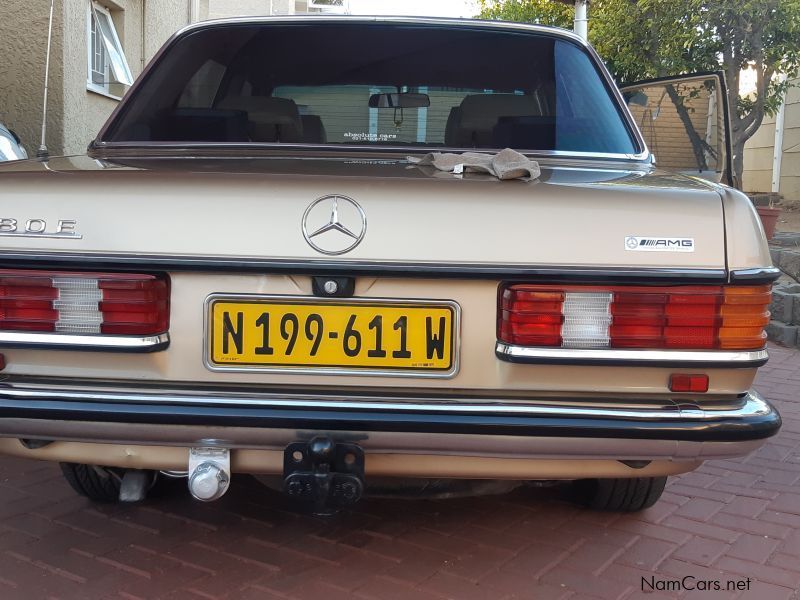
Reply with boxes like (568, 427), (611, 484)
(92, 16), (650, 161)
(0, 380), (771, 422)
(0, 332), (169, 352)
(0, 250), (729, 281)
(202, 293), (461, 378)
(0, 231), (83, 240)
(90, 142), (650, 164)
(496, 343), (768, 366)
(729, 267), (782, 282)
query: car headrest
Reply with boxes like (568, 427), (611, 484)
(300, 115), (327, 143)
(453, 94), (543, 147)
(216, 96), (303, 142)
(444, 107), (462, 147)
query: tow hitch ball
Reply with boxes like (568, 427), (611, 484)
(283, 436), (365, 514)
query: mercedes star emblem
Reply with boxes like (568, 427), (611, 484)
(302, 195), (367, 255)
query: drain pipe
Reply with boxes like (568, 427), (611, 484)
(141, 0), (146, 73)
(574, 0), (588, 40)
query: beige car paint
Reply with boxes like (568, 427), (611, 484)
(720, 185), (774, 271)
(0, 155), (767, 394)
(0, 439), (702, 479)
(0, 155), (727, 269)
(0, 15), (778, 481)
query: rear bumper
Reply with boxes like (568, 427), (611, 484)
(0, 380), (780, 465)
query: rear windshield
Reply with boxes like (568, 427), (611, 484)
(100, 22), (639, 155)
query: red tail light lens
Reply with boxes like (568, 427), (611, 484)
(499, 284), (770, 351)
(0, 270), (169, 335)
(669, 374), (710, 393)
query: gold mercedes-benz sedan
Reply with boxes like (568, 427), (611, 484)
(0, 17), (780, 513)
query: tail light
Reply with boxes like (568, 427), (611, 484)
(0, 270), (169, 335)
(499, 284), (770, 351)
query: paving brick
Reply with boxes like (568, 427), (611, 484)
(618, 537), (677, 570)
(609, 520), (690, 545)
(745, 581), (796, 600)
(352, 576), (436, 600)
(672, 498), (726, 521)
(767, 552), (800, 575)
(714, 556), (800, 589)
(719, 495), (770, 518)
(767, 492), (800, 515)
(709, 512), (789, 540)
(0, 342), (797, 598)
(476, 568), (572, 600)
(418, 571), (511, 600)
(623, 592), (679, 600)
(667, 484), (734, 504)
(659, 556), (728, 578)
(540, 566), (632, 599)
(564, 541), (626, 575)
(671, 537), (729, 566)
(501, 542), (571, 578)
(439, 543), (514, 582)
(451, 525), (532, 553)
(726, 533), (780, 563)
(659, 515), (739, 543)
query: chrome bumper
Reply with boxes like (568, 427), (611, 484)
(0, 379), (780, 462)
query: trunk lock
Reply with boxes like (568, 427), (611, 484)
(283, 436), (364, 514)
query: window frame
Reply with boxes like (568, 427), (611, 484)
(86, 1), (133, 100)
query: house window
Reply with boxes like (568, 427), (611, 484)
(87, 2), (133, 98)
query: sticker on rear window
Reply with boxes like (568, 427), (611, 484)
(625, 236), (694, 252)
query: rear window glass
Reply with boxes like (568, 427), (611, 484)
(101, 23), (638, 155)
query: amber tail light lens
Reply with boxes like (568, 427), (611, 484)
(498, 284), (770, 351)
(0, 270), (169, 335)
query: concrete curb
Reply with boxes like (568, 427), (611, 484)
(768, 235), (800, 348)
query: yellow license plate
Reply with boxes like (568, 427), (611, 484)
(207, 296), (457, 374)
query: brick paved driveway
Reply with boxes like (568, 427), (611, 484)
(0, 344), (798, 600)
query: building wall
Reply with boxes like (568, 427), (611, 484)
(61, 0), (191, 155)
(743, 77), (800, 202)
(777, 82), (800, 201)
(0, 0), (189, 157)
(0, 0), (66, 156)
(626, 82), (717, 175)
(207, 0), (295, 19)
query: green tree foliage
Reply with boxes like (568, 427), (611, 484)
(477, 0), (800, 183)
(478, 0), (573, 27)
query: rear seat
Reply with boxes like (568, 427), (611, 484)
(448, 94), (543, 147)
(216, 96), (303, 142)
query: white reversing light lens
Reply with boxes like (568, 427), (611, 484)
(52, 277), (102, 333)
(561, 292), (612, 348)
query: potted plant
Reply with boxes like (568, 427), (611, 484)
(756, 197), (782, 241)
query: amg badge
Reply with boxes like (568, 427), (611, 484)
(625, 236), (694, 252)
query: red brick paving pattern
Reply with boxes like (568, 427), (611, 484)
(0, 344), (797, 599)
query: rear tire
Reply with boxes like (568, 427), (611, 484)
(60, 463), (123, 503)
(573, 476), (667, 511)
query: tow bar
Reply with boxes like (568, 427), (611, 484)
(283, 436), (365, 514)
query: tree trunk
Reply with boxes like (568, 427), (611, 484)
(665, 84), (709, 173)
(732, 136), (746, 190)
